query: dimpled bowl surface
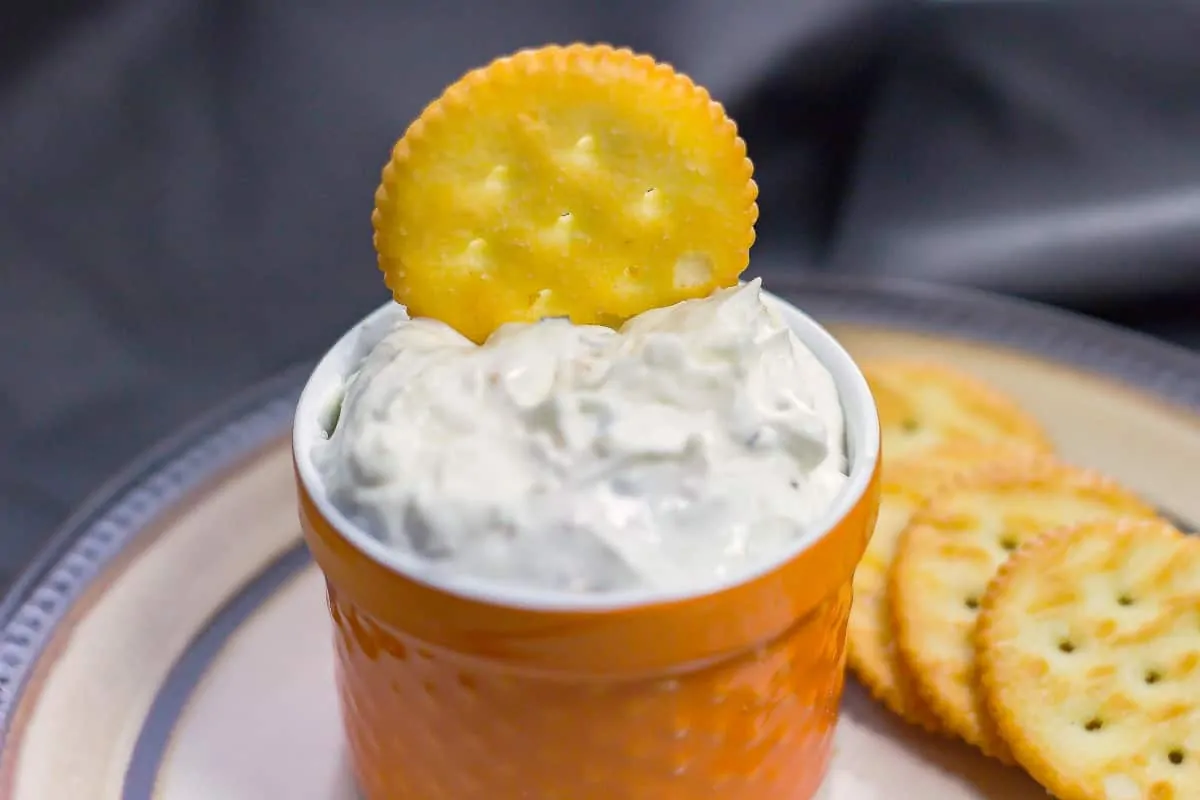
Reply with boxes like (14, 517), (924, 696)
(328, 562), (855, 799)
(300, 473), (878, 800)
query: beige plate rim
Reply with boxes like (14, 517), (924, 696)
(0, 274), (1197, 799)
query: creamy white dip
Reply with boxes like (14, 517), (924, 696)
(314, 279), (847, 594)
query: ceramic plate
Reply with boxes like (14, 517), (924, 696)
(1, 276), (1197, 800)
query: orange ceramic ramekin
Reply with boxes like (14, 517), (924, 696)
(293, 291), (881, 800)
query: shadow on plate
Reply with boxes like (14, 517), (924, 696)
(837, 679), (1044, 799)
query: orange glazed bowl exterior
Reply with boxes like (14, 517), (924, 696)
(293, 291), (881, 800)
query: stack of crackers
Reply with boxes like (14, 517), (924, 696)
(849, 360), (1199, 800)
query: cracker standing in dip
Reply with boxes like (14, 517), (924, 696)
(294, 43), (881, 800)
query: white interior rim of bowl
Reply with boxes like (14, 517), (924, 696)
(292, 289), (881, 612)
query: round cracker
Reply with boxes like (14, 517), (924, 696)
(373, 43), (758, 344)
(847, 441), (1042, 732)
(862, 360), (1054, 472)
(888, 459), (1159, 761)
(978, 519), (1200, 800)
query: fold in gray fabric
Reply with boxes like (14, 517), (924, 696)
(1, 0), (1197, 585)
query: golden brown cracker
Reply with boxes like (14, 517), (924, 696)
(978, 518), (1200, 800)
(888, 459), (1159, 760)
(861, 360), (1054, 472)
(373, 43), (758, 344)
(847, 442), (1040, 732)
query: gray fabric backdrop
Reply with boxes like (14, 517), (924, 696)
(1, 0), (1198, 587)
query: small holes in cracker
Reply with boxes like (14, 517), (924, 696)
(639, 187), (663, 220)
(976, 517), (1200, 800)
(890, 461), (1159, 761)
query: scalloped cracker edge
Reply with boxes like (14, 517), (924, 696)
(862, 360), (1055, 474)
(847, 442), (1043, 733)
(977, 518), (1198, 800)
(373, 43), (758, 343)
(888, 458), (1160, 762)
